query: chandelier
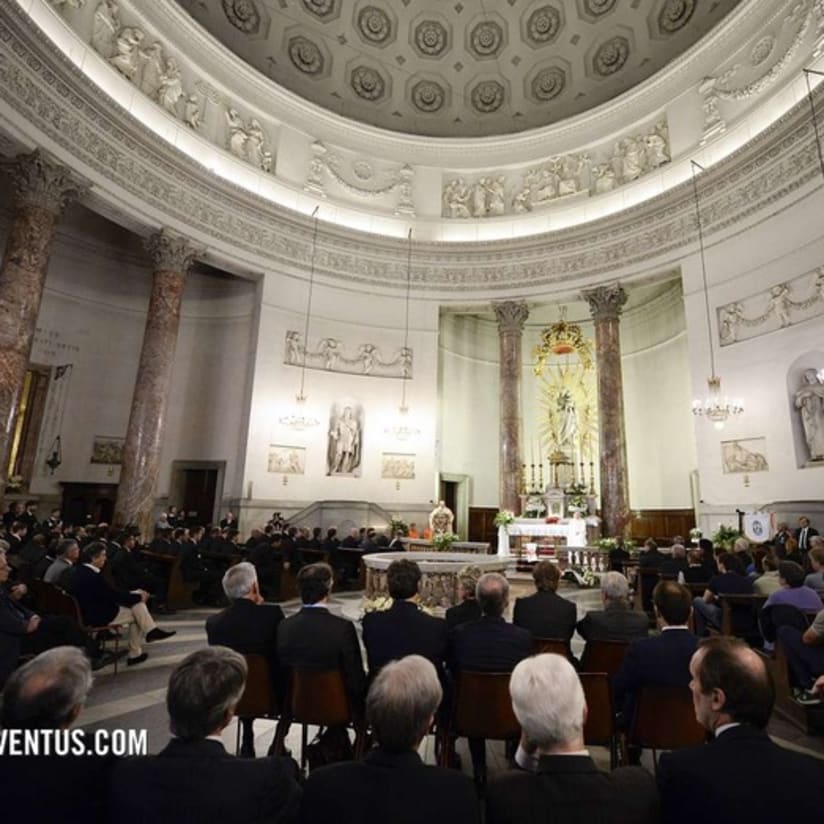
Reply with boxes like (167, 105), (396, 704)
(385, 229), (420, 441)
(279, 207), (320, 430)
(689, 161), (743, 430)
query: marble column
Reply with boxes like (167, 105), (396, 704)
(493, 300), (529, 514)
(0, 151), (85, 499)
(583, 284), (630, 538)
(114, 230), (200, 538)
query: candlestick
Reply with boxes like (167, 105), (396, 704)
(588, 460), (595, 496)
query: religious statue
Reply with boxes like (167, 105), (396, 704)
(109, 26), (144, 81)
(91, 0), (120, 59)
(138, 41), (164, 99)
(428, 500), (454, 536)
(556, 389), (578, 453)
(795, 368), (824, 462)
(157, 58), (184, 115)
(327, 405), (362, 475)
(226, 107), (248, 159)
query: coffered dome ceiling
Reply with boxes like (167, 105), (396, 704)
(175, 0), (742, 138)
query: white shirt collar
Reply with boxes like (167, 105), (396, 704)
(83, 563), (101, 573)
(714, 722), (741, 738)
(661, 625), (690, 631)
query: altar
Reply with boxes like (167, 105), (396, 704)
(497, 517), (600, 557)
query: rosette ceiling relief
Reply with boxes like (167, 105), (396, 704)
(177, 0), (742, 138)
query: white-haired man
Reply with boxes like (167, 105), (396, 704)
(301, 655), (478, 823)
(486, 654), (658, 824)
(206, 562), (285, 757)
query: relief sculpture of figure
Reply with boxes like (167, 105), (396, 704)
(138, 41), (164, 99)
(245, 118), (267, 169)
(359, 343), (377, 375)
(443, 178), (471, 218)
(556, 389), (578, 454)
(719, 302), (744, 344)
(285, 331), (301, 365)
(767, 284), (792, 327)
(328, 405), (361, 475)
(428, 500), (454, 536)
(158, 57), (184, 115)
(91, 0), (120, 58)
(183, 94), (202, 130)
(226, 108), (248, 159)
(109, 26), (144, 81)
(319, 338), (341, 371)
(795, 368), (824, 462)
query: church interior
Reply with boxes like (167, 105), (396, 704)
(1, 0), (824, 818)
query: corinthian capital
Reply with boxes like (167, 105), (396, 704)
(493, 300), (529, 334)
(582, 283), (627, 322)
(4, 150), (87, 214)
(145, 229), (202, 273)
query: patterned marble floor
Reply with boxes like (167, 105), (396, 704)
(78, 577), (824, 775)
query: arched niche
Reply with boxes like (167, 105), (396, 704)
(786, 351), (824, 468)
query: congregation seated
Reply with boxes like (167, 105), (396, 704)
(300, 655), (478, 824)
(637, 539), (665, 611)
(445, 565), (483, 630)
(804, 543), (824, 596)
(486, 654), (658, 824)
(682, 549), (710, 584)
(277, 562), (366, 711)
(776, 602), (824, 705)
(657, 636), (824, 823)
(205, 562), (284, 757)
(693, 552), (753, 636)
(760, 561), (822, 642)
(43, 537), (79, 589)
(613, 581), (697, 730)
(0, 647), (113, 823)
(778, 536), (805, 567)
(109, 531), (167, 609)
(753, 552), (781, 596)
(512, 560), (576, 646)
(71, 541), (175, 666)
(731, 536), (754, 575)
(660, 543), (689, 579)
(576, 571), (649, 643)
(109, 647), (302, 823)
(361, 559), (447, 678)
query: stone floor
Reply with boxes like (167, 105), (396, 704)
(79, 576), (824, 777)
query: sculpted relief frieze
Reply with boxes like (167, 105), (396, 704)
(442, 121), (670, 218)
(1, 3), (823, 293)
(284, 332), (413, 379)
(717, 266), (824, 346)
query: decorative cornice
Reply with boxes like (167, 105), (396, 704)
(1, 149), (87, 214)
(582, 284), (628, 322)
(0, 2), (822, 295)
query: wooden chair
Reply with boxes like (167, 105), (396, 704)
(718, 593), (766, 641)
(580, 672), (623, 768)
(139, 551), (198, 610)
(285, 668), (366, 771)
(49, 585), (128, 674)
(532, 637), (572, 658)
(634, 569), (662, 614)
(233, 654), (281, 756)
(438, 671), (520, 782)
(629, 685), (706, 768)
(28, 579), (61, 614)
(580, 640), (630, 678)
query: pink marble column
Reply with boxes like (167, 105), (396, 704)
(0, 151), (85, 500)
(493, 300), (529, 514)
(583, 284), (629, 538)
(114, 230), (200, 537)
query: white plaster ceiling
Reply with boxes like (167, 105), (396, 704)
(174, 0), (743, 138)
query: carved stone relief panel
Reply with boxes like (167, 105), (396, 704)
(284, 331), (413, 379)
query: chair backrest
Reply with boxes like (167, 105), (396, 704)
(235, 654), (278, 719)
(579, 672), (615, 747)
(719, 593), (765, 638)
(760, 603), (813, 643)
(532, 637), (571, 657)
(28, 579), (57, 614)
(580, 640), (630, 677)
(630, 685), (706, 750)
(288, 668), (351, 727)
(452, 671), (520, 741)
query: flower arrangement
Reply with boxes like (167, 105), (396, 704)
(562, 567), (598, 588)
(597, 537), (617, 551)
(689, 527), (703, 540)
(389, 517), (409, 536)
(566, 482), (588, 513)
(494, 510), (516, 529)
(712, 523), (742, 550)
(361, 595), (435, 616)
(432, 531), (460, 551)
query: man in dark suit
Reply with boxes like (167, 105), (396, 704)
(300, 655), (478, 824)
(613, 580), (698, 728)
(277, 562), (366, 710)
(513, 560), (577, 646)
(487, 653), (658, 824)
(795, 516), (819, 552)
(692, 551), (753, 635)
(362, 559), (447, 677)
(71, 541), (175, 666)
(576, 571), (649, 642)
(109, 531), (167, 609)
(445, 565), (482, 630)
(109, 647), (301, 824)
(657, 636), (824, 823)
(206, 562), (285, 757)
(450, 572), (533, 784)
(0, 647), (115, 823)
(660, 543), (689, 579)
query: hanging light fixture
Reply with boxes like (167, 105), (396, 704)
(279, 206), (320, 430)
(689, 161), (744, 430)
(385, 229), (420, 441)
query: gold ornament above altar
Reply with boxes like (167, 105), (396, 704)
(533, 307), (593, 375)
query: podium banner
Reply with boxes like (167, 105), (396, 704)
(743, 511), (773, 544)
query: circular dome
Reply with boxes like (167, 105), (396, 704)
(177, 0), (743, 138)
